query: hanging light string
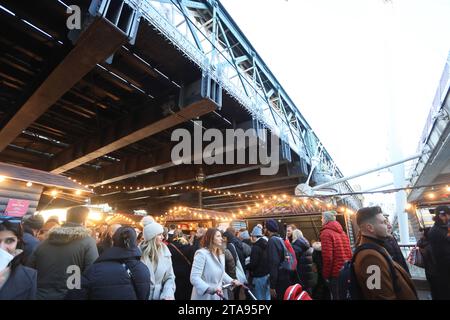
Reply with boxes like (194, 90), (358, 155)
(60, 176), (449, 222)
(0, 175), (90, 198)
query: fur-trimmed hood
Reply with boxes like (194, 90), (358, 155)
(47, 224), (92, 245)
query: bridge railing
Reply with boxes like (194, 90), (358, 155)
(125, 0), (351, 176)
(398, 244), (426, 280)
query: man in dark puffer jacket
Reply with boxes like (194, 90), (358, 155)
(291, 229), (314, 294)
(66, 227), (150, 300)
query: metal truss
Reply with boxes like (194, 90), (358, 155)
(119, 0), (353, 187)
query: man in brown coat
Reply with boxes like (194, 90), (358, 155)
(354, 206), (417, 300)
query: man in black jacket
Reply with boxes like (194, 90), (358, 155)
(428, 205), (450, 300)
(22, 214), (44, 260)
(247, 225), (270, 300)
(383, 215), (410, 275)
(265, 219), (295, 300)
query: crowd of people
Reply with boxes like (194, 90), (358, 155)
(0, 204), (449, 300)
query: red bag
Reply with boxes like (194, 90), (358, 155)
(284, 284), (312, 300)
(283, 239), (298, 271)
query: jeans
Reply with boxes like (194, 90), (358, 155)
(252, 275), (271, 300)
(329, 277), (339, 300)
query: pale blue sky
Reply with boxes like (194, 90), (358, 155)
(221, 0), (450, 197)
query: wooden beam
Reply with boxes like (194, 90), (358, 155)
(50, 98), (217, 174)
(87, 121), (262, 186)
(0, 17), (128, 151)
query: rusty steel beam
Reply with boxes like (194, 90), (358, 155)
(49, 98), (217, 174)
(0, 17), (128, 151)
(87, 120), (264, 186)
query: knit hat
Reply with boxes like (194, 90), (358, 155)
(23, 214), (44, 230)
(265, 219), (279, 233)
(250, 225), (263, 237)
(322, 210), (337, 223)
(239, 230), (250, 240)
(113, 226), (137, 249)
(142, 216), (164, 241)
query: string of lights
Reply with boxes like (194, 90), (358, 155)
(54, 175), (449, 224)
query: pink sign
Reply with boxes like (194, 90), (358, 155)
(5, 199), (30, 217)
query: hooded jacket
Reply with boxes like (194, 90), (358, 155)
(319, 221), (352, 279)
(27, 223), (98, 300)
(247, 237), (269, 278)
(65, 246), (150, 300)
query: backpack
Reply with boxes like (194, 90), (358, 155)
(337, 243), (401, 300)
(276, 237), (298, 272)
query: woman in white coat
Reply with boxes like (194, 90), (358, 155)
(141, 217), (176, 300)
(190, 228), (241, 300)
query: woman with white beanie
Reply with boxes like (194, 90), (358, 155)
(140, 216), (176, 300)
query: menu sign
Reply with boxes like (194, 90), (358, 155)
(4, 199), (30, 217)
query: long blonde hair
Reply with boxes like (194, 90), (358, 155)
(292, 229), (304, 242)
(141, 237), (162, 271)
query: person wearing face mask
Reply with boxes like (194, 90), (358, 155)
(353, 206), (417, 300)
(0, 217), (37, 299)
(140, 216), (176, 300)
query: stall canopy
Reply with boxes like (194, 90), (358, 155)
(0, 161), (92, 216)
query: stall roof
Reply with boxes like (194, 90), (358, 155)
(164, 206), (236, 222)
(0, 161), (91, 192)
